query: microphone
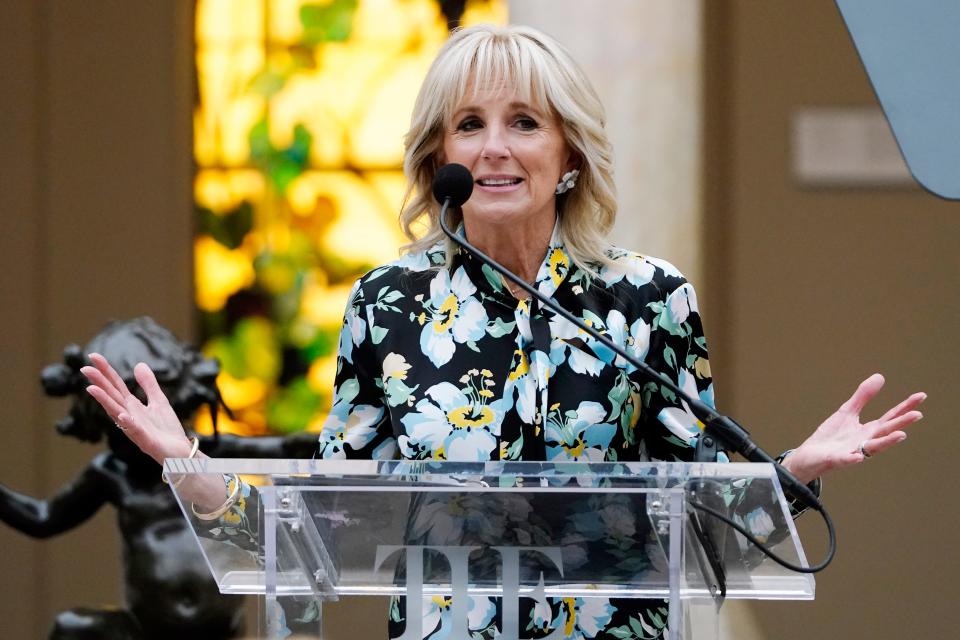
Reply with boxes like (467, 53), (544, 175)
(432, 162), (474, 209)
(430, 163), (821, 511)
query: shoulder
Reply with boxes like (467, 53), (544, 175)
(349, 244), (447, 303)
(591, 246), (689, 295)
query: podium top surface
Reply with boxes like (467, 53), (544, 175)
(164, 458), (778, 487)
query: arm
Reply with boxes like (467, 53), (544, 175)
(0, 460), (108, 538)
(636, 278), (925, 483)
(317, 278), (396, 460)
(634, 278), (714, 463)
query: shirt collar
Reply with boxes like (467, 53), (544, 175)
(449, 221), (572, 305)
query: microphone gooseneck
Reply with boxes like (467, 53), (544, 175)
(431, 162), (836, 574)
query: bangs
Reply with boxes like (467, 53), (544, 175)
(441, 31), (553, 121)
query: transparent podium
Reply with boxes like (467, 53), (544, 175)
(164, 459), (814, 639)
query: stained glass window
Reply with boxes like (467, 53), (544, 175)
(193, 0), (507, 436)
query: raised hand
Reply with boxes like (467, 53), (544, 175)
(81, 353), (194, 464)
(781, 373), (925, 484)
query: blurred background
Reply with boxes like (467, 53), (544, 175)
(1, 0), (956, 638)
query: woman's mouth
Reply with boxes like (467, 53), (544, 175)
(476, 176), (523, 189)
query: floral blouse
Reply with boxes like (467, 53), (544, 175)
(313, 227), (715, 639)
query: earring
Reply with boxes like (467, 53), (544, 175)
(555, 169), (580, 195)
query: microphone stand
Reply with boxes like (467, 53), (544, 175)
(437, 198), (836, 576)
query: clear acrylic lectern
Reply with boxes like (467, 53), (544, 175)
(164, 459), (814, 639)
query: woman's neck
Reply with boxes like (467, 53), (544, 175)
(462, 215), (555, 284)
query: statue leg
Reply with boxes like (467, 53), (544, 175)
(49, 607), (142, 640)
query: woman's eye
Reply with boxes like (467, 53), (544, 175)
(515, 117), (539, 130)
(456, 118), (482, 132)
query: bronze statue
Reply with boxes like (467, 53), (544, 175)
(0, 318), (316, 639)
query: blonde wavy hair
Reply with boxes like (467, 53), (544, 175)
(399, 24), (618, 273)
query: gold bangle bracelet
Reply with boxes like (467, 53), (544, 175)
(191, 474), (242, 521)
(161, 437), (200, 487)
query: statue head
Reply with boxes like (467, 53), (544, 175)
(40, 317), (221, 444)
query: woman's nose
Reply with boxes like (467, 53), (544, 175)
(480, 126), (510, 159)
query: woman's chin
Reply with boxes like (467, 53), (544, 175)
(463, 206), (554, 231)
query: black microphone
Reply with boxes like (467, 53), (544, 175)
(430, 163), (821, 512)
(432, 162), (474, 209)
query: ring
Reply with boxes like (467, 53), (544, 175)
(858, 440), (872, 458)
(114, 420), (126, 431)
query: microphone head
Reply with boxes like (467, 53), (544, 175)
(432, 163), (474, 208)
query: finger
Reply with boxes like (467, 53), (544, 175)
(134, 362), (171, 409)
(839, 373), (885, 415)
(81, 365), (125, 407)
(88, 353), (131, 401)
(871, 410), (923, 436)
(80, 366), (126, 407)
(878, 392), (927, 422)
(85, 385), (126, 419)
(861, 431), (908, 458)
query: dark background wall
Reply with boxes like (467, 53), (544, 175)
(0, 2), (194, 637)
(703, 2), (959, 637)
(1, 1), (957, 638)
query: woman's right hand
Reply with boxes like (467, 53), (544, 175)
(81, 353), (194, 465)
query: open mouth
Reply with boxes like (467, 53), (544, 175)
(476, 177), (523, 187)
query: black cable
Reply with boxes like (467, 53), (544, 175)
(687, 497), (836, 573)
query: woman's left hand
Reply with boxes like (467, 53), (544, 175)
(779, 373), (925, 485)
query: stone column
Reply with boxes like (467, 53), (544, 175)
(508, 0), (704, 286)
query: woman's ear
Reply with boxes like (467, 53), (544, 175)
(564, 149), (582, 175)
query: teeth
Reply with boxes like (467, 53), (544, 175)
(478, 178), (521, 186)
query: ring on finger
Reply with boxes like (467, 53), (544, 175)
(857, 440), (872, 458)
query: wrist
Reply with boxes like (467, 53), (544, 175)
(777, 448), (820, 485)
(158, 436), (197, 465)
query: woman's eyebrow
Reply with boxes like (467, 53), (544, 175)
(451, 104), (483, 119)
(508, 101), (548, 117)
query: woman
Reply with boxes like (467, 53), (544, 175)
(83, 24), (924, 639)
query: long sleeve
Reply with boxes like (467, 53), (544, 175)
(635, 277), (714, 463)
(317, 278), (397, 460)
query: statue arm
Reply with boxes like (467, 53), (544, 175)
(204, 432), (319, 460)
(0, 461), (108, 538)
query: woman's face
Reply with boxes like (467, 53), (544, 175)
(440, 83), (574, 232)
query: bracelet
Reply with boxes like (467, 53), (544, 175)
(161, 437), (200, 487)
(191, 474), (242, 521)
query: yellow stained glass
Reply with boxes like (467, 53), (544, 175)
(194, 0), (506, 436)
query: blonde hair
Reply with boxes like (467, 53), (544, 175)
(399, 24), (617, 272)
